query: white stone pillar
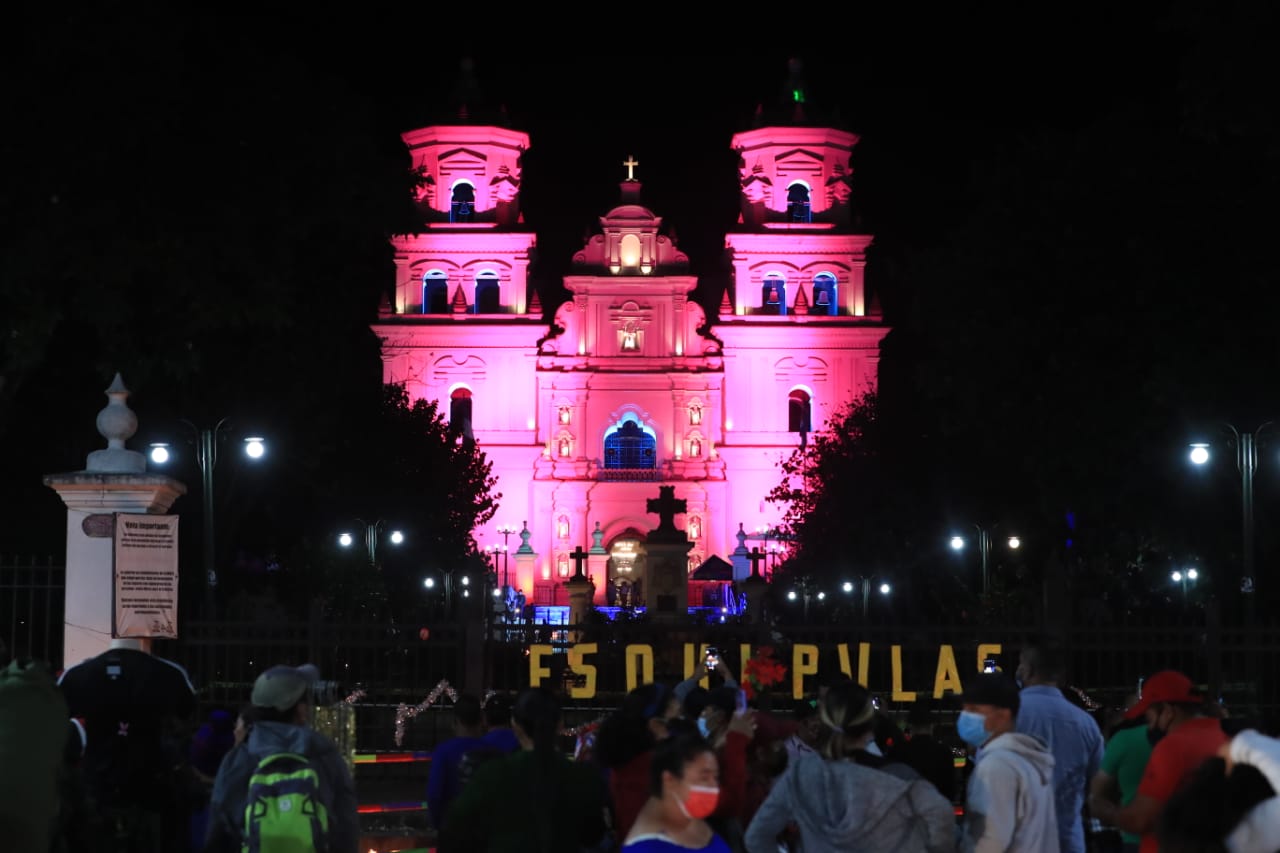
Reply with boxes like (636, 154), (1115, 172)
(43, 374), (186, 667)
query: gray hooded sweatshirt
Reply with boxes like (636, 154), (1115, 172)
(961, 732), (1058, 853)
(744, 751), (956, 853)
(204, 720), (359, 853)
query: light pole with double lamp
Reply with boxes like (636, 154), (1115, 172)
(337, 519), (404, 568)
(948, 525), (1021, 598)
(841, 576), (892, 619)
(148, 418), (266, 613)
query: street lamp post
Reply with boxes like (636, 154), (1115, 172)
(1189, 422), (1275, 604)
(1170, 568), (1199, 606)
(842, 577), (892, 618)
(338, 519), (404, 567)
(495, 523), (517, 587)
(949, 525), (1021, 597)
(148, 418), (266, 614)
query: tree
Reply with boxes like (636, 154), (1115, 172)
(312, 383), (500, 618)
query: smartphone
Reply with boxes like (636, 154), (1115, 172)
(983, 657), (998, 674)
(704, 647), (719, 669)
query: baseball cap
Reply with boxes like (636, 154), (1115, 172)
(960, 672), (1021, 712)
(251, 663), (320, 712)
(1124, 670), (1201, 720)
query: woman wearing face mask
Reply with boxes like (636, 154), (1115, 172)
(744, 681), (955, 853)
(624, 732), (733, 852)
(596, 682), (685, 842)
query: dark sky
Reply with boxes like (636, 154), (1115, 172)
(6, 3), (1278, 586)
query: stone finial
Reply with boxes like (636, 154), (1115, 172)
(451, 286), (468, 314)
(86, 373), (146, 473)
(590, 521), (606, 554)
(719, 289), (732, 317)
(528, 289), (542, 315)
(516, 520), (534, 555)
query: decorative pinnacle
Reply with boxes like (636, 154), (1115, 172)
(97, 373), (138, 449)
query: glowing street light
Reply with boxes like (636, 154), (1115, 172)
(146, 417), (267, 609)
(1186, 423), (1275, 611)
(337, 519), (404, 566)
(1171, 567), (1200, 605)
(948, 525), (1021, 597)
(843, 576), (891, 618)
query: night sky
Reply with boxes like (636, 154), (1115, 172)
(5, 5), (1279, 615)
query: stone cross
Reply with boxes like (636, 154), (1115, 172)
(623, 155), (639, 181)
(568, 545), (589, 580)
(746, 547), (766, 578)
(646, 485), (686, 535)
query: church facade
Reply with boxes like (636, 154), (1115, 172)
(372, 105), (888, 611)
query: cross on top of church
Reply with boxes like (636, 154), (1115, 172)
(567, 544), (589, 580)
(646, 485), (686, 535)
(623, 155), (639, 181)
(746, 547), (766, 578)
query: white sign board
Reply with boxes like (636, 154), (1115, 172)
(113, 513), (179, 638)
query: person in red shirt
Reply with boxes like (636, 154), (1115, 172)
(1089, 669), (1227, 853)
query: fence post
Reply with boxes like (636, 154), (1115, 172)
(1205, 597), (1222, 705)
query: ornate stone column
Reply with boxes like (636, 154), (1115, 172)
(43, 374), (186, 666)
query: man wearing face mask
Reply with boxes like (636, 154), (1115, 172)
(1087, 669), (1226, 853)
(958, 672), (1059, 852)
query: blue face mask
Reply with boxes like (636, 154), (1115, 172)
(957, 711), (990, 748)
(696, 716), (712, 739)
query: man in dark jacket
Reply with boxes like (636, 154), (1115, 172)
(204, 663), (358, 853)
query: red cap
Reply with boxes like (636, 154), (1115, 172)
(1125, 670), (1201, 720)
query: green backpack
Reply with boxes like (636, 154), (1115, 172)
(242, 752), (330, 853)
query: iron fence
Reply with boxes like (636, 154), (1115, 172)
(7, 557), (1280, 753)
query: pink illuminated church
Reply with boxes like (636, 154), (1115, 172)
(372, 62), (888, 613)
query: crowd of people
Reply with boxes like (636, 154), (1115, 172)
(428, 641), (1280, 853)
(3, 631), (1280, 852)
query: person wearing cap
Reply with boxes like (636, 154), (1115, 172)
(1087, 669), (1226, 853)
(204, 663), (358, 853)
(957, 672), (1059, 852)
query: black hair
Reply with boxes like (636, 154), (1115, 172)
(483, 692), (513, 728)
(453, 693), (484, 729)
(1156, 756), (1275, 853)
(595, 682), (673, 769)
(793, 697), (820, 721)
(683, 685), (710, 720)
(649, 731), (715, 797)
(704, 686), (738, 717)
(818, 681), (877, 759)
(512, 686), (561, 757)
(1020, 637), (1067, 683)
(511, 686), (564, 853)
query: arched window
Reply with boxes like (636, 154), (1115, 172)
(450, 388), (473, 438)
(422, 270), (449, 314)
(604, 420), (657, 469)
(557, 516), (570, 540)
(450, 181), (476, 223)
(688, 403), (702, 425)
(558, 437), (572, 457)
(788, 389), (812, 433)
(812, 273), (838, 316)
(558, 406), (572, 425)
(474, 271), (501, 313)
(787, 182), (812, 222)
(761, 274), (786, 315)
(557, 554), (570, 577)
(689, 438), (702, 458)
(619, 233), (642, 270)
(689, 516), (701, 540)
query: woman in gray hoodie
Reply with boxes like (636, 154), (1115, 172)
(743, 682), (956, 853)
